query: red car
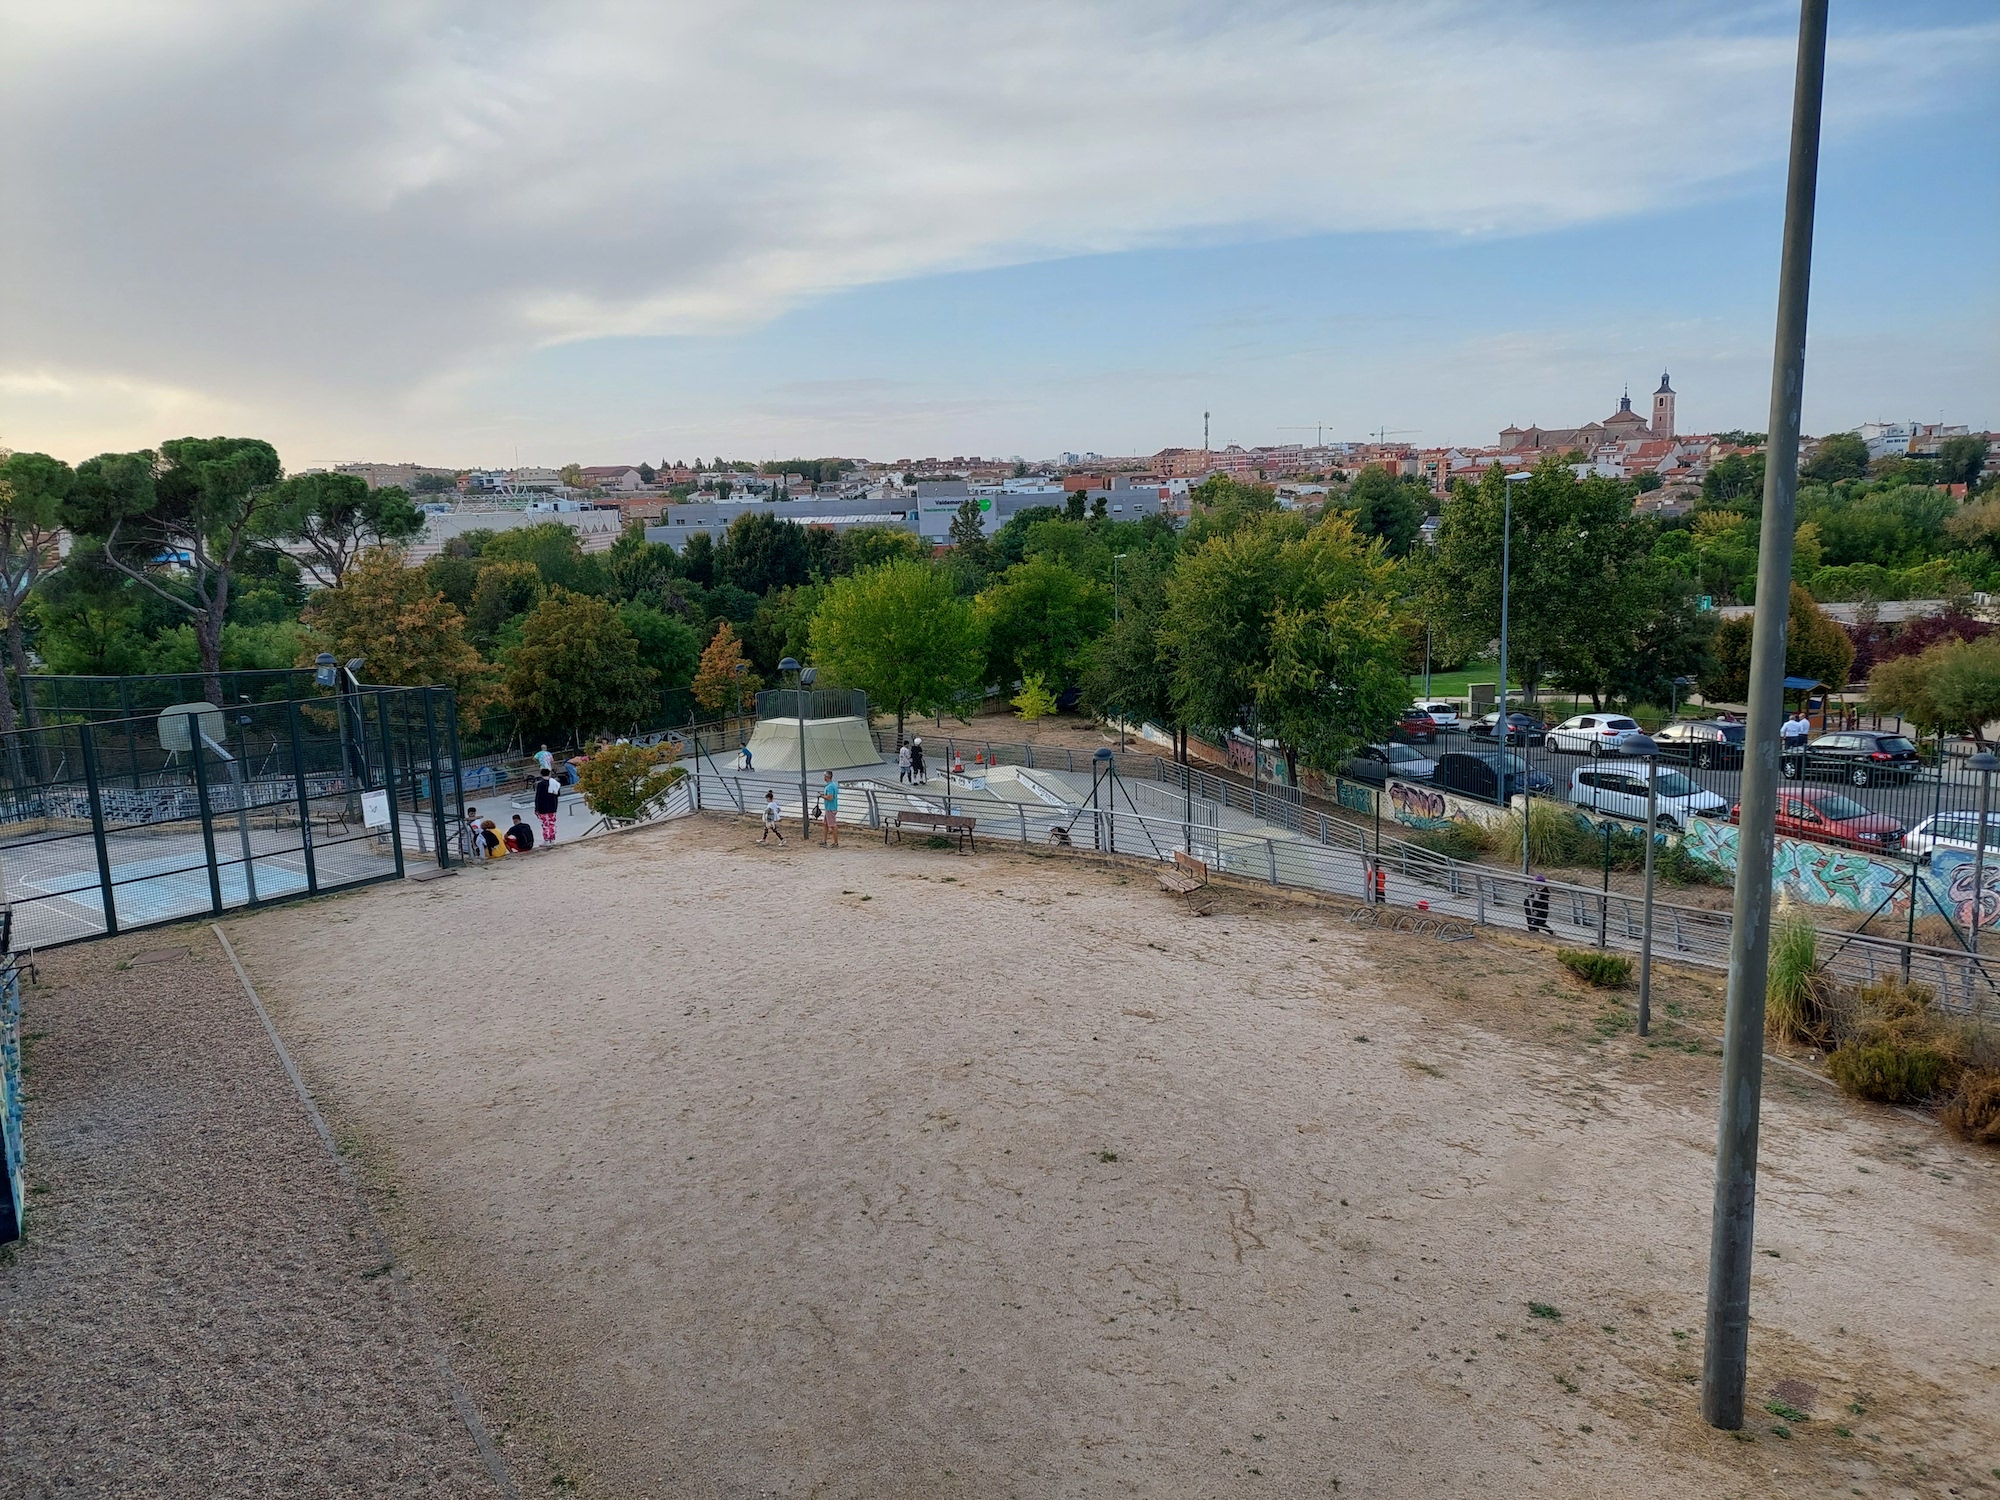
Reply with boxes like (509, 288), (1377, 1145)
(1730, 788), (1905, 853)
(1390, 709), (1438, 745)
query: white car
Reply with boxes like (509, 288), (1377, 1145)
(1903, 811), (2000, 863)
(1547, 713), (1643, 755)
(1569, 763), (1728, 830)
(1413, 700), (1460, 729)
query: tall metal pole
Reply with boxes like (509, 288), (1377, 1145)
(1638, 746), (1659, 1036)
(1969, 753), (1996, 954)
(1701, 0), (1828, 1432)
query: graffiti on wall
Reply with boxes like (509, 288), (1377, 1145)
(1385, 777), (1510, 832)
(1926, 849), (2000, 932)
(1679, 817), (1909, 914)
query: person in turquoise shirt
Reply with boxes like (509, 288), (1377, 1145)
(818, 771), (841, 848)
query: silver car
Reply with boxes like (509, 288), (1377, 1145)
(1548, 713), (1644, 755)
(1903, 811), (2000, 864)
(1343, 742), (1437, 786)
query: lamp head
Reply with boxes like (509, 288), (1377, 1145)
(1971, 751), (2000, 776)
(778, 656), (800, 673)
(1624, 733), (1658, 757)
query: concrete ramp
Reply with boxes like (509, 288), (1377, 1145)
(744, 716), (883, 773)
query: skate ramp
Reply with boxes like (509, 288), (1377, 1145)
(743, 716), (883, 773)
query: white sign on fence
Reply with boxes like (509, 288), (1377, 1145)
(361, 790), (391, 829)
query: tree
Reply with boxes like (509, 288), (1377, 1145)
(744, 584), (823, 676)
(809, 559), (985, 741)
(1869, 636), (2000, 744)
(1340, 465), (1424, 556)
(637, 462), (658, 485)
(1079, 550), (1181, 755)
(602, 526), (684, 607)
(1701, 451), (1766, 511)
(717, 510), (809, 595)
(1701, 583), (1855, 702)
(503, 590), (658, 742)
(466, 561), (545, 650)
(1801, 432), (1869, 485)
(560, 463), (585, 488)
(68, 437), (284, 704)
(691, 620), (759, 715)
(269, 470), (423, 587)
(681, 530), (717, 586)
(0, 449), (74, 733)
(833, 525), (925, 575)
(1183, 475), (1279, 546)
(617, 603), (701, 704)
(948, 497), (990, 555)
(975, 556), (1111, 691)
(300, 547), (494, 727)
(481, 521), (602, 593)
(1011, 674), (1059, 720)
(1937, 434), (1988, 491)
(576, 743), (685, 823)
(1161, 510), (1405, 780)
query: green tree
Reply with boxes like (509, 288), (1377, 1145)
(1340, 465), (1424, 556)
(975, 556), (1111, 691)
(1701, 451), (1766, 511)
(480, 521), (603, 593)
(602, 526), (684, 607)
(833, 525), (925, 575)
(1701, 583), (1855, 701)
(0, 449), (74, 732)
(991, 506), (1061, 568)
(300, 547), (494, 727)
(1801, 432), (1869, 485)
(269, 470), (423, 587)
(504, 590), (658, 742)
(1079, 550), (1181, 755)
(1011, 674), (1059, 720)
(948, 497), (991, 560)
(576, 743), (686, 823)
(68, 437), (284, 703)
(1184, 474), (1279, 546)
(744, 584), (823, 676)
(1936, 433), (1988, 491)
(466, 561), (545, 650)
(1161, 510), (1404, 780)
(717, 510), (810, 595)
(810, 559), (985, 740)
(618, 603), (701, 699)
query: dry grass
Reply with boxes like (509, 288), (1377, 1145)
(1825, 978), (1967, 1105)
(1766, 908), (1838, 1047)
(1940, 1069), (2000, 1144)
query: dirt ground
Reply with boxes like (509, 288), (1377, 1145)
(220, 814), (2000, 1500)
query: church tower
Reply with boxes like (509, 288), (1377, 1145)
(1652, 371), (1676, 439)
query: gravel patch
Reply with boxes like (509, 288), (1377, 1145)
(0, 925), (508, 1499)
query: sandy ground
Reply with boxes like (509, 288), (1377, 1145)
(221, 814), (2000, 1500)
(0, 933), (499, 1498)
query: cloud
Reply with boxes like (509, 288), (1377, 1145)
(0, 0), (1990, 457)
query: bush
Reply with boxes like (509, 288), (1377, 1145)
(1558, 948), (1632, 987)
(1654, 839), (1731, 886)
(575, 743), (687, 824)
(1766, 909), (1836, 1046)
(1407, 819), (1494, 861)
(1011, 673), (1059, 721)
(1825, 978), (1965, 1105)
(1940, 1069), (2000, 1146)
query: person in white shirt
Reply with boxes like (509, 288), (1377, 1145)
(897, 742), (912, 783)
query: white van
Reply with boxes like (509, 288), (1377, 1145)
(1904, 811), (2000, 863)
(1569, 763), (1729, 831)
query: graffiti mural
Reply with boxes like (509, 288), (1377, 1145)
(1679, 818), (1910, 914)
(1926, 849), (2000, 933)
(1389, 780), (1450, 828)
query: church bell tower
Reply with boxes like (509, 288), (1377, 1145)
(1652, 372), (1676, 439)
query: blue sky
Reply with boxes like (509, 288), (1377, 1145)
(2, 0), (1993, 467)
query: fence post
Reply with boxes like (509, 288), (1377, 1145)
(1267, 839), (1279, 884)
(421, 690), (449, 869)
(119, 677), (141, 792)
(1018, 803), (1027, 845)
(377, 691), (406, 880)
(189, 712), (225, 916)
(285, 698), (320, 894)
(79, 723), (119, 937)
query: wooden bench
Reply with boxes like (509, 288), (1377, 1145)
(887, 809), (978, 852)
(1154, 850), (1212, 914)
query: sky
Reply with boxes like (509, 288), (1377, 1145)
(1, 0), (1994, 471)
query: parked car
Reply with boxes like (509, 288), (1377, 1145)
(1569, 764), (1729, 830)
(1653, 718), (1746, 770)
(1390, 709), (1438, 745)
(1781, 730), (1922, 787)
(1469, 711), (1548, 747)
(1434, 750), (1555, 804)
(1731, 788), (1906, 852)
(1342, 742), (1437, 786)
(1546, 713), (1644, 755)
(1413, 700), (1460, 729)
(1902, 810), (2000, 863)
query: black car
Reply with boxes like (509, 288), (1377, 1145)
(1469, 711), (1548, 748)
(1653, 718), (1747, 770)
(1782, 730), (1923, 787)
(1434, 750), (1557, 804)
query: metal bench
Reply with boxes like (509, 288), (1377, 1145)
(888, 809), (978, 852)
(1154, 850), (1212, 914)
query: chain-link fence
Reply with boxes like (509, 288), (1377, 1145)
(0, 683), (461, 952)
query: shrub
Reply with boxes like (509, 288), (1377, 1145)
(1011, 673), (1059, 721)
(575, 743), (687, 824)
(1406, 819), (1495, 861)
(1558, 948), (1632, 987)
(1940, 1069), (2000, 1146)
(1825, 978), (1965, 1105)
(1766, 909), (1836, 1046)
(1654, 840), (1731, 886)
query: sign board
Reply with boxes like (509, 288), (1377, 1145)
(1469, 683), (1496, 715)
(156, 701), (225, 753)
(361, 790), (392, 830)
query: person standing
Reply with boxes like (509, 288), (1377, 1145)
(818, 771), (841, 848)
(910, 737), (926, 781)
(535, 743), (554, 775)
(532, 771), (562, 846)
(1781, 710), (1810, 763)
(897, 741), (912, 784)
(759, 789), (786, 845)
(740, 742), (754, 773)
(1525, 874), (1551, 933)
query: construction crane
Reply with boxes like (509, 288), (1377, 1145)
(1370, 426), (1418, 446)
(1276, 424), (1338, 448)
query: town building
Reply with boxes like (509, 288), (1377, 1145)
(1499, 372), (1676, 453)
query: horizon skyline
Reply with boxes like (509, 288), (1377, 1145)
(3, 1), (1994, 470)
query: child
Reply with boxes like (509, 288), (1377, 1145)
(504, 814), (535, 854)
(459, 807), (484, 863)
(759, 789), (786, 845)
(481, 819), (503, 858)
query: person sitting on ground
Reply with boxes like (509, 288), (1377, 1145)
(480, 818), (503, 858)
(459, 807), (484, 863)
(504, 814), (535, 855)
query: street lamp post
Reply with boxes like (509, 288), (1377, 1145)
(1498, 470), (1530, 876)
(1628, 733), (1661, 1036)
(1969, 750), (1998, 953)
(779, 656), (816, 837)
